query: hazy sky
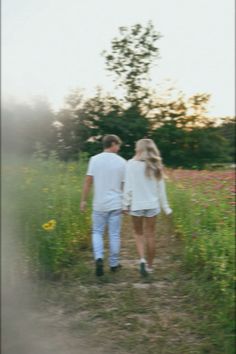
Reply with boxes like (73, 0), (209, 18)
(2, 0), (235, 116)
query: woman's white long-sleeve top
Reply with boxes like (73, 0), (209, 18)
(123, 159), (172, 215)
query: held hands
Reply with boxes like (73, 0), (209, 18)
(122, 208), (130, 215)
(122, 211), (129, 215)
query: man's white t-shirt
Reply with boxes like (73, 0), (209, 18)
(87, 152), (127, 211)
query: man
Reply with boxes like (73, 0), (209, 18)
(80, 135), (126, 276)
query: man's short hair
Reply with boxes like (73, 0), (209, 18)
(102, 135), (122, 148)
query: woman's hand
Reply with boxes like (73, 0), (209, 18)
(164, 207), (173, 216)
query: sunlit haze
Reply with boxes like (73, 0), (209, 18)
(2, 0), (235, 116)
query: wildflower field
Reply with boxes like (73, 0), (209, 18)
(3, 154), (235, 352)
(167, 169), (235, 342)
(168, 169), (235, 296)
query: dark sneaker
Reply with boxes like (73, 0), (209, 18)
(110, 264), (122, 273)
(95, 258), (104, 277)
(140, 262), (148, 277)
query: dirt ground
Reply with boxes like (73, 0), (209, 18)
(1, 204), (113, 354)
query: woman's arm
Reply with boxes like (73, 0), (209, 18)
(158, 178), (172, 215)
(122, 163), (132, 211)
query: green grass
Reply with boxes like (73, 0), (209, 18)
(167, 169), (235, 352)
(3, 153), (92, 278)
(3, 155), (235, 353)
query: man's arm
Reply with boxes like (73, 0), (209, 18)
(80, 175), (93, 212)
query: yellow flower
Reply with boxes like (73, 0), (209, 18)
(42, 223), (52, 231)
(42, 219), (56, 231)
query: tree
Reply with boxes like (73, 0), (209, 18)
(186, 93), (214, 129)
(152, 123), (230, 169)
(151, 123), (187, 167)
(82, 90), (149, 159)
(184, 128), (231, 168)
(30, 97), (57, 153)
(2, 100), (34, 154)
(103, 22), (161, 104)
(145, 88), (214, 130)
(56, 90), (92, 160)
(217, 117), (235, 162)
(2, 97), (56, 156)
(88, 105), (149, 159)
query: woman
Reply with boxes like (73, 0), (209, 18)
(123, 139), (172, 276)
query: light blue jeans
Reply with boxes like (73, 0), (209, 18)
(92, 209), (122, 267)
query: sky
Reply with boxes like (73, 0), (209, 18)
(2, 0), (235, 116)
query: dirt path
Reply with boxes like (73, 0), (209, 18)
(1, 205), (111, 354)
(2, 213), (213, 354)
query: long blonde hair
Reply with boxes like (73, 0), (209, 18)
(135, 139), (164, 180)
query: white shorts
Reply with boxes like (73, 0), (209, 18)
(129, 208), (160, 217)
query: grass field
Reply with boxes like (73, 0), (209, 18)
(167, 169), (235, 310)
(2, 154), (235, 353)
(3, 153), (92, 278)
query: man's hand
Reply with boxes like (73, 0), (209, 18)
(80, 175), (93, 213)
(122, 209), (129, 215)
(80, 201), (87, 212)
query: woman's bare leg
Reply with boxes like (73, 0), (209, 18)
(132, 216), (145, 259)
(144, 216), (157, 268)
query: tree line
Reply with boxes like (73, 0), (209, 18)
(2, 23), (235, 168)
